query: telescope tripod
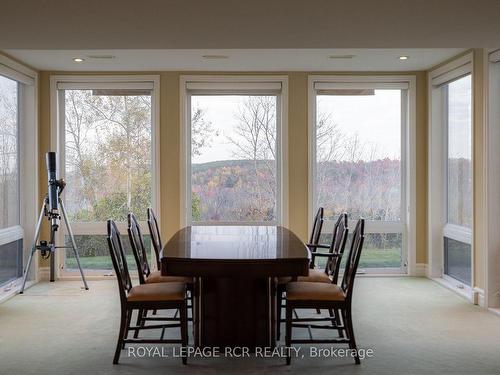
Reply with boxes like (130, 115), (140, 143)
(19, 195), (89, 293)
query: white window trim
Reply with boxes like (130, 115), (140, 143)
(0, 53), (38, 295)
(50, 75), (161, 277)
(308, 75), (417, 276)
(428, 52), (474, 296)
(179, 75), (289, 227)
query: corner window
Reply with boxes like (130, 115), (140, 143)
(429, 54), (473, 288)
(443, 74), (472, 286)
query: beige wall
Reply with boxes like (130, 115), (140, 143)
(37, 70), (429, 268)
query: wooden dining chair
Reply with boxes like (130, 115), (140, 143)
(285, 219), (365, 365)
(276, 207), (323, 340)
(127, 213), (194, 336)
(147, 207), (162, 270)
(107, 219), (188, 365)
(276, 212), (348, 340)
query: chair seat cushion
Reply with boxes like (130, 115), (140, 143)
(146, 271), (193, 284)
(286, 282), (346, 302)
(128, 282), (186, 302)
(278, 269), (331, 285)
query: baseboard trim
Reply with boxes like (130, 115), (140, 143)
(38, 266), (50, 281)
(472, 287), (485, 307)
(415, 263), (428, 277)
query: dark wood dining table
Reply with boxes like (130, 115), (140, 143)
(161, 225), (310, 349)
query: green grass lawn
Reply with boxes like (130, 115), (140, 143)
(66, 255), (135, 271)
(67, 247), (402, 271)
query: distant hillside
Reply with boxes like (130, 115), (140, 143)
(192, 159), (273, 172)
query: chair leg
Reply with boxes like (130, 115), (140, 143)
(329, 308), (343, 338)
(180, 303), (188, 365)
(343, 308), (360, 364)
(133, 309), (144, 339)
(122, 308), (132, 349)
(114, 308), (128, 364)
(276, 288), (282, 341)
(285, 305), (293, 365)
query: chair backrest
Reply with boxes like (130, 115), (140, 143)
(127, 212), (151, 284)
(309, 207), (324, 246)
(107, 219), (133, 304)
(340, 219), (365, 301)
(147, 208), (162, 270)
(326, 213), (349, 284)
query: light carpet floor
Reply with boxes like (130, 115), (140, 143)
(1, 277), (499, 375)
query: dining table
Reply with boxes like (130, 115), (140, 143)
(161, 225), (310, 349)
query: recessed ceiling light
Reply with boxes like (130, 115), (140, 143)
(328, 55), (355, 59)
(399, 56), (409, 60)
(202, 55), (229, 60)
(73, 57), (84, 63)
(87, 55), (115, 60)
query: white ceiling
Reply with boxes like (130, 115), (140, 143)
(5, 49), (465, 72)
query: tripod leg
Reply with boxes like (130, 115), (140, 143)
(20, 201), (46, 294)
(20, 247), (36, 294)
(59, 198), (89, 290)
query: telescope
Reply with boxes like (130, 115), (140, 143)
(45, 152), (66, 232)
(20, 152), (88, 293)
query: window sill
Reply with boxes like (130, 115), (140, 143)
(0, 278), (36, 304)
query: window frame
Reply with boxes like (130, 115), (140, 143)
(486, 48), (500, 311)
(308, 75), (417, 275)
(50, 75), (161, 277)
(179, 75), (289, 227)
(428, 53), (475, 297)
(0, 53), (38, 297)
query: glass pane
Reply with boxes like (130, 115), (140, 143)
(65, 234), (151, 272)
(315, 89), (402, 221)
(0, 75), (19, 229)
(190, 95), (278, 222)
(446, 75), (472, 227)
(444, 237), (471, 286)
(64, 90), (152, 223)
(318, 231), (402, 270)
(0, 239), (23, 286)
(62, 89), (153, 270)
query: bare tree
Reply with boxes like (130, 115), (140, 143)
(226, 96), (277, 219)
(191, 107), (215, 156)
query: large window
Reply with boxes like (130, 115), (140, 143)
(0, 75), (21, 286)
(0, 76), (19, 230)
(183, 78), (286, 225)
(429, 54), (473, 293)
(311, 78), (412, 273)
(443, 74), (472, 285)
(54, 77), (159, 273)
(0, 57), (37, 291)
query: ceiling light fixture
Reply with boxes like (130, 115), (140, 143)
(328, 55), (355, 59)
(202, 55), (229, 59)
(399, 56), (409, 60)
(73, 57), (85, 63)
(87, 55), (115, 60)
